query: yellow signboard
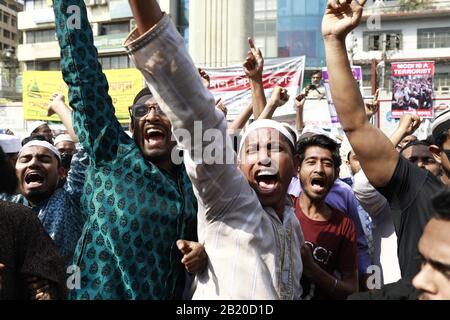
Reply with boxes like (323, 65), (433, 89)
(23, 69), (144, 123)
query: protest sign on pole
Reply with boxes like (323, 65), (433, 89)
(391, 61), (435, 119)
(203, 57), (305, 119)
(321, 66), (363, 134)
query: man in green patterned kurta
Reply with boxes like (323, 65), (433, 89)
(52, 0), (200, 299)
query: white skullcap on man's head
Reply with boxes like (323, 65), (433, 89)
(432, 109), (450, 139)
(238, 119), (296, 156)
(0, 134), (22, 153)
(54, 134), (73, 146)
(19, 140), (61, 160)
(28, 121), (48, 135)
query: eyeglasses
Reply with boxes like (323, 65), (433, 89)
(129, 103), (165, 119)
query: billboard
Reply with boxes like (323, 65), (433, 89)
(204, 57), (305, 118)
(22, 69), (145, 123)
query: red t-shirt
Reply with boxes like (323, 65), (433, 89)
(294, 198), (357, 299)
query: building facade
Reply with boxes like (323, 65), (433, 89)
(17, 0), (184, 71)
(350, 0), (450, 95)
(0, 0), (21, 52)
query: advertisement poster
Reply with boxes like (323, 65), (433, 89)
(391, 61), (435, 119)
(23, 69), (144, 123)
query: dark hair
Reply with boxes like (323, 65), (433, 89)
(0, 147), (18, 194)
(311, 70), (322, 77)
(133, 87), (153, 105)
(400, 140), (431, 154)
(424, 135), (436, 146)
(432, 189), (450, 221)
(296, 135), (341, 169)
(60, 153), (73, 171)
(22, 134), (53, 145)
(434, 130), (449, 149)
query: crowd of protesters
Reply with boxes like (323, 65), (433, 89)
(0, 0), (449, 300)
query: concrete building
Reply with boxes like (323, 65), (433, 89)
(349, 0), (450, 136)
(0, 0), (22, 52)
(17, 0), (186, 71)
(188, 0), (254, 67)
(350, 0), (450, 94)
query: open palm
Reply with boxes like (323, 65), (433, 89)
(322, 0), (366, 40)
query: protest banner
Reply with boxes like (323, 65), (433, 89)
(204, 57), (305, 119)
(391, 61), (435, 119)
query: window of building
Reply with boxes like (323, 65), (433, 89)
(99, 55), (131, 69)
(33, 0), (48, 10)
(435, 73), (450, 89)
(100, 22), (129, 36)
(26, 29), (56, 44)
(11, 16), (16, 28)
(11, 33), (16, 41)
(177, 0), (189, 48)
(3, 12), (9, 24)
(3, 29), (10, 39)
(418, 28), (450, 49)
(254, 0), (278, 58)
(363, 31), (402, 51)
(25, 60), (60, 71)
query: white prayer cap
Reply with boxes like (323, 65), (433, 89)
(300, 125), (339, 143)
(19, 140), (61, 160)
(54, 134), (73, 146)
(0, 134), (22, 153)
(28, 121), (48, 135)
(238, 119), (296, 156)
(281, 123), (298, 143)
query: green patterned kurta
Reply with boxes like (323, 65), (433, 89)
(52, 0), (198, 300)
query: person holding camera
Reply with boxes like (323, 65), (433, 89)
(303, 71), (326, 101)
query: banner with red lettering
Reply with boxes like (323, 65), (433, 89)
(391, 61), (435, 118)
(203, 57), (305, 119)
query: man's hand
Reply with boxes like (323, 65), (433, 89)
(215, 98), (228, 117)
(176, 240), (208, 275)
(398, 114), (422, 137)
(198, 68), (211, 89)
(47, 92), (66, 117)
(295, 93), (307, 109)
(269, 86), (290, 108)
(243, 37), (264, 80)
(26, 276), (54, 300)
(365, 90), (380, 120)
(322, 0), (367, 41)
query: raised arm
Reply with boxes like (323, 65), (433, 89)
(322, 0), (398, 187)
(389, 114), (422, 148)
(243, 38), (266, 118)
(47, 93), (78, 142)
(295, 93), (307, 132)
(52, 0), (127, 163)
(258, 86), (290, 120)
(125, 0), (257, 219)
(228, 103), (253, 134)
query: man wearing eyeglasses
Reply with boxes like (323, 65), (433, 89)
(52, 0), (205, 300)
